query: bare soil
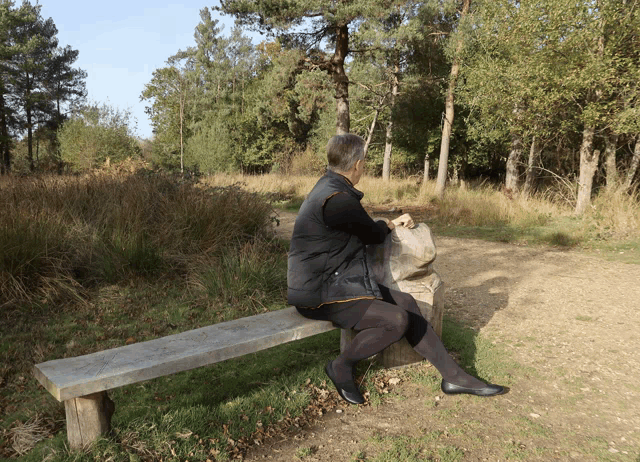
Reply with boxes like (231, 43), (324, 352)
(254, 210), (640, 461)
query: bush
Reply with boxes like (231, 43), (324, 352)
(58, 103), (140, 171)
(0, 173), (275, 307)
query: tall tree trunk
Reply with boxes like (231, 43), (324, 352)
(333, 23), (350, 135)
(382, 65), (399, 182)
(423, 156), (430, 183)
(25, 73), (34, 171)
(27, 105), (34, 171)
(434, 0), (470, 199)
(523, 136), (541, 197)
(575, 125), (599, 214)
(505, 133), (523, 193)
(605, 132), (619, 188)
(0, 91), (10, 174)
(363, 107), (380, 157)
(179, 96), (184, 175)
(575, 20), (604, 214)
(624, 136), (640, 192)
(241, 73), (245, 114)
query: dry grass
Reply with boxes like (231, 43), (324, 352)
(201, 172), (639, 244)
(204, 172), (563, 224)
(0, 172), (274, 307)
(7, 414), (55, 456)
(587, 183), (640, 240)
(2, 169), (636, 307)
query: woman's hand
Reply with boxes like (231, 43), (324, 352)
(390, 213), (415, 229)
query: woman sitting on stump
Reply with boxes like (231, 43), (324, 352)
(288, 134), (505, 404)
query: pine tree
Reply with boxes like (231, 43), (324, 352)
(0, 1), (85, 172)
(218, 0), (411, 135)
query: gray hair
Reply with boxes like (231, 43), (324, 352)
(327, 134), (365, 173)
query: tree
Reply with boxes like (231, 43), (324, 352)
(58, 102), (139, 171)
(218, 0), (409, 135)
(435, 0), (470, 198)
(141, 57), (195, 172)
(457, 0), (640, 210)
(9, 2), (58, 171)
(45, 45), (87, 123)
(351, 4), (418, 181)
(0, 1), (39, 173)
(0, 1), (85, 173)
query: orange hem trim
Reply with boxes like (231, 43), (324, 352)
(314, 295), (380, 309)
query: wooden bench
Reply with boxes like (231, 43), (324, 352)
(33, 307), (336, 449)
(34, 223), (444, 450)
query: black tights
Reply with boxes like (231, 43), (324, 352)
(332, 286), (486, 389)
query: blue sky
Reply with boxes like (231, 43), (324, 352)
(39, 1), (261, 139)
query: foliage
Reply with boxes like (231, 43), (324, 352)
(0, 1), (86, 173)
(0, 172), (274, 307)
(132, 0), (640, 201)
(57, 102), (139, 171)
(456, 0), (640, 198)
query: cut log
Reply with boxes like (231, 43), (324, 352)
(64, 392), (115, 449)
(340, 222), (445, 368)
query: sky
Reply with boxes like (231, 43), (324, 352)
(38, 0), (262, 139)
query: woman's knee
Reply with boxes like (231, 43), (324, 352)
(387, 308), (410, 338)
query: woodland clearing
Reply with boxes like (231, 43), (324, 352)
(248, 211), (640, 462)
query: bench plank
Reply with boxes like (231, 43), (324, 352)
(33, 308), (335, 402)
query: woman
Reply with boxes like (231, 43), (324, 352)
(288, 134), (505, 404)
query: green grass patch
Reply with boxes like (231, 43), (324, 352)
(583, 237), (640, 265)
(17, 330), (342, 461)
(440, 317), (522, 386)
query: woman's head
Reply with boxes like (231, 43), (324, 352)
(327, 134), (366, 184)
(327, 134), (365, 173)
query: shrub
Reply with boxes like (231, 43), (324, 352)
(58, 103), (140, 171)
(0, 173), (274, 307)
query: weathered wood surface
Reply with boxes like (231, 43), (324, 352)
(64, 392), (114, 449)
(34, 308), (335, 402)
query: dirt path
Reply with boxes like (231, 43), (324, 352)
(256, 211), (640, 461)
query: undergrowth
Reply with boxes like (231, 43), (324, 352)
(2, 169), (638, 460)
(204, 173), (640, 256)
(0, 172), (274, 308)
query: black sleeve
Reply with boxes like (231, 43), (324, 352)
(322, 192), (390, 245)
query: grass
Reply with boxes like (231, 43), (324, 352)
(15, 330), (343, 461)
(0, 172), (275, 308)
(204, 172), (640, 263)
(2, 169), (639, 460)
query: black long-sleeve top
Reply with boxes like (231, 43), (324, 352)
(322, 191), (390, 243)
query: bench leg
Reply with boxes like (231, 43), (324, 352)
(64, 391), (115, 450)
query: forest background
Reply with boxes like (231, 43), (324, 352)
(1, 0), (639, 213)
(2, 0), (640, 460)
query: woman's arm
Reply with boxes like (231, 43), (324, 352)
(323, 192), (389, 244)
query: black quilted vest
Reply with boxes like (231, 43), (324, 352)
(287, 170), (382, 308)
